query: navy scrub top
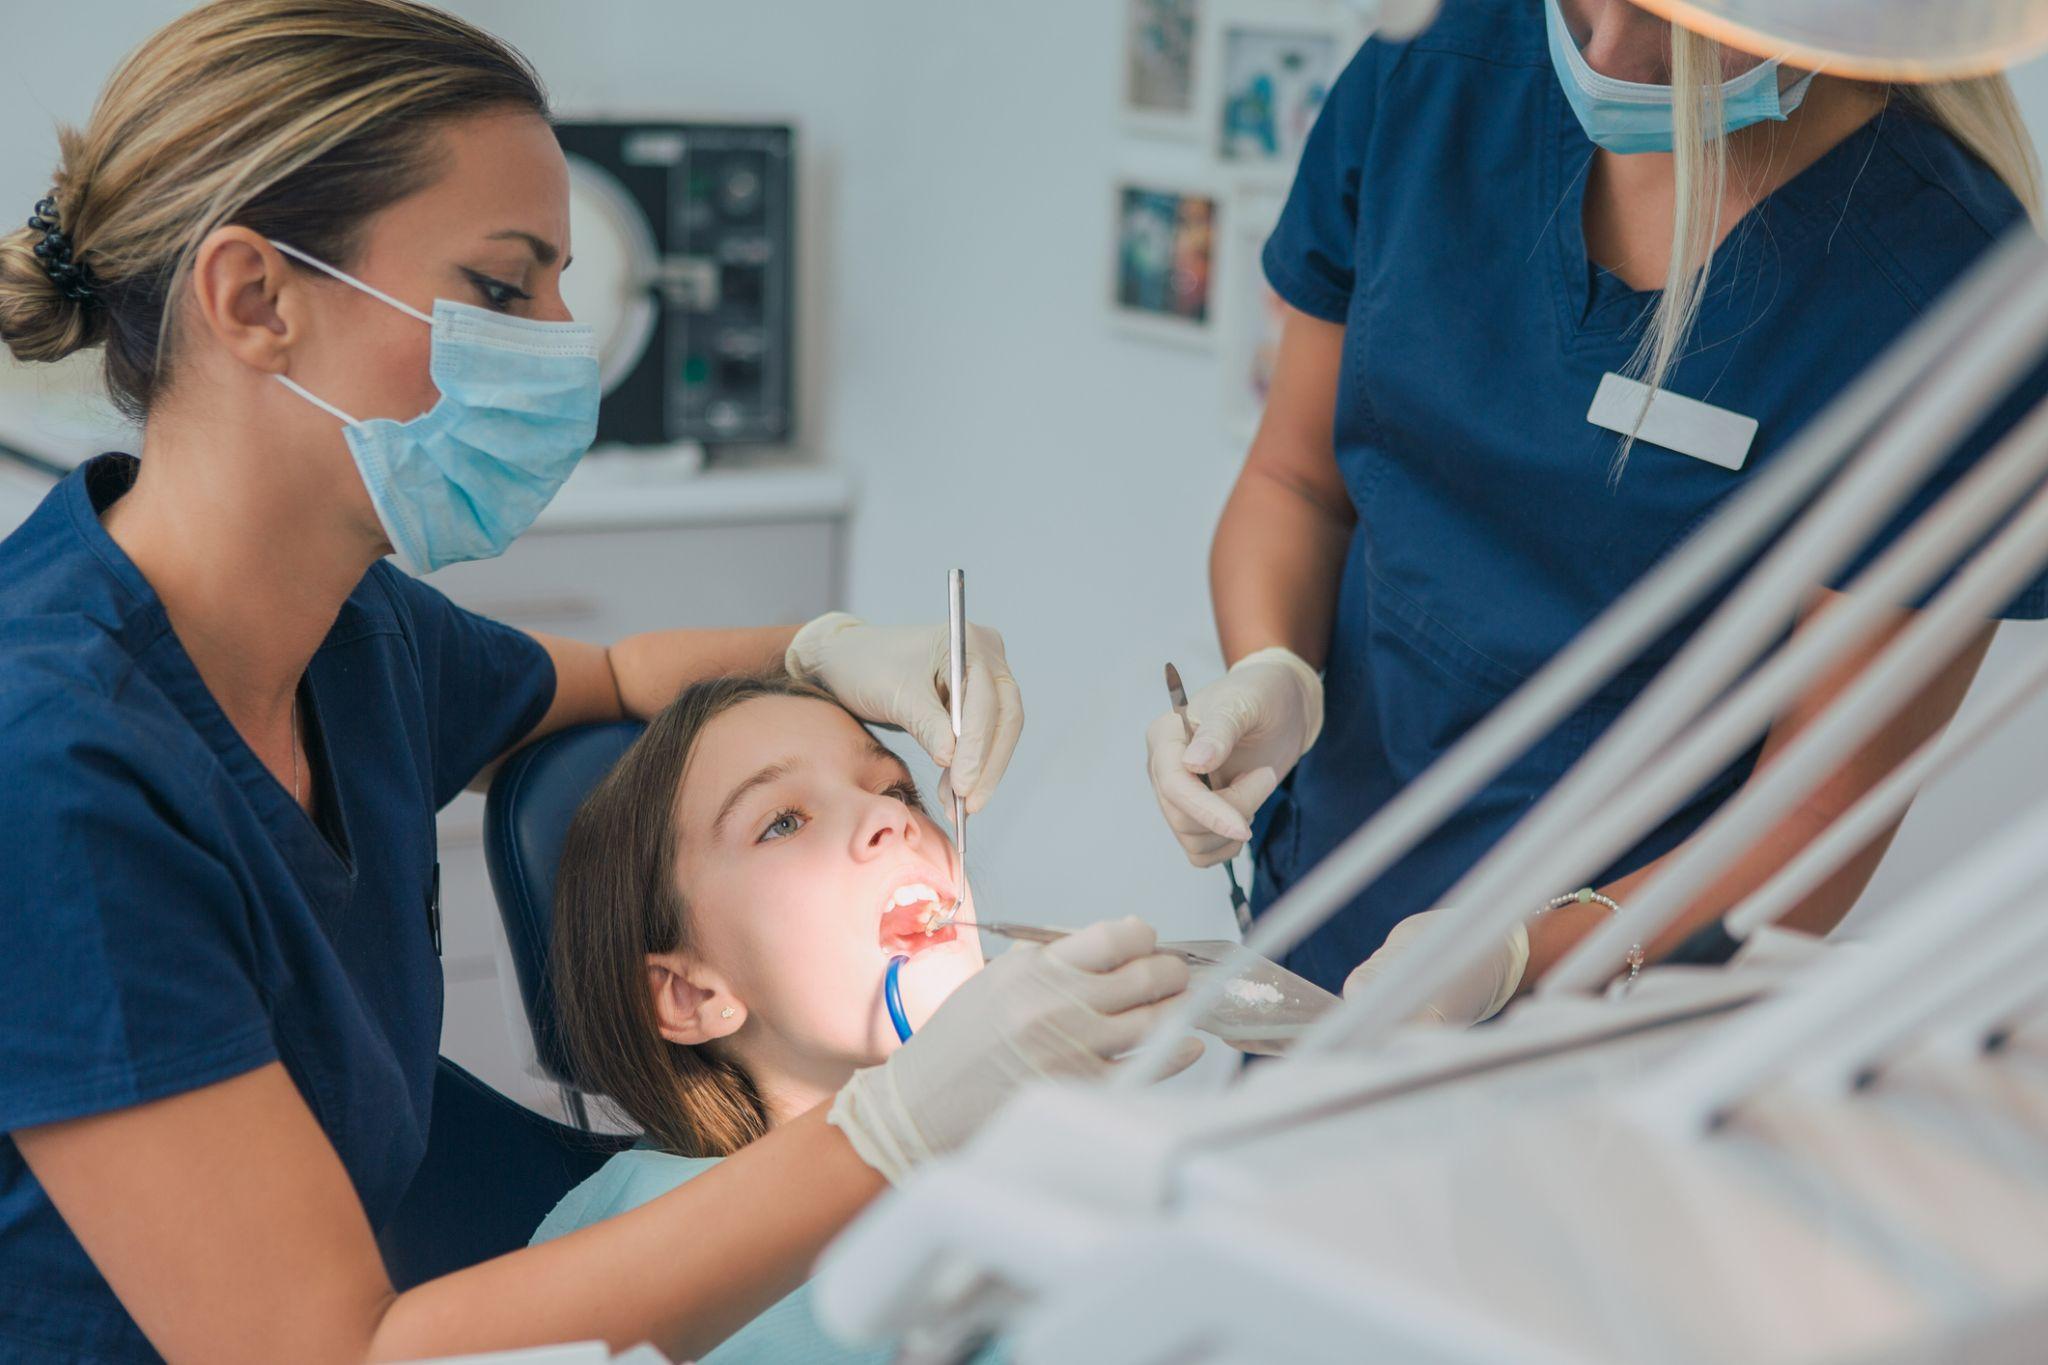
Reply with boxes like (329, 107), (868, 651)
(0, 455), (555, 1362)
(1254, 0), (2048, 993)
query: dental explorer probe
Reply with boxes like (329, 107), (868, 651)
(944, 919), (1224, 967)
(938, 569), (969, 928)
(1166, 663), (1254, 935)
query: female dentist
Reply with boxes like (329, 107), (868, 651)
(0, 3), (1195, 1361)
(1148, 0), (2048, 1013)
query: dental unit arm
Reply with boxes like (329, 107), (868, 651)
(817, 216), (2048, 1360)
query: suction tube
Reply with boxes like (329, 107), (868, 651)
(884, 954), (913, 1042)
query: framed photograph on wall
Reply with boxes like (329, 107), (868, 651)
(1110, 179), (1221, 346)
(1218, 190), (1287, 439)
(1122, 0), (1205, 139)
(1200, 2), (1360, 178)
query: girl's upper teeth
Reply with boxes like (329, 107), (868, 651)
(891, 883), (938, 907)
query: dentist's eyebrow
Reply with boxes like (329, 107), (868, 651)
(486, 229), (561, 268)
(713, 757), (800, 838)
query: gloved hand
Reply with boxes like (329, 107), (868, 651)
(827, 917), (1205, 1183)
(1340, 908), (1530, 1027)
(787, 612), (1024, 813)
(1146, 646), (1323, 867)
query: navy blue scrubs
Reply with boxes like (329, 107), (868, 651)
(1254, 0), (2048, 992)
(0, 455), (555, 1361)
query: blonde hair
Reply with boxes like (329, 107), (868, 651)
(0, 0), (546, 419)
(1620, 36), (2042, 476)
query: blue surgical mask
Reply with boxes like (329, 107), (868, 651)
(270, 240), (600, 575)
(1544, 0), (1816, 156)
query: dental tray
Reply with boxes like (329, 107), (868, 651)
(1168, 940), (1341, 1056)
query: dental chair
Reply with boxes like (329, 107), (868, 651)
(377, 722), (644, 1288)
(482, 719), (646, 1128)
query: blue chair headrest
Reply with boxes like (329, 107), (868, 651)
(483, 720), (645, 1087)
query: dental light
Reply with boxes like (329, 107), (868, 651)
(1631, 0), (2048, 81)
(1349, 0), (2048, 79)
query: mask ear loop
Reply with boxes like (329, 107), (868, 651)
(274, 374), (359, 426)
(1778, 68), (1820, 109)
(266, 238), (437, 427)
(268, 238), (435, 326)
(885, 955), (914, 1042)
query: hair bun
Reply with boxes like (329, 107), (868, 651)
(27, 195), (99, 305)
(0, 192), (105, 364)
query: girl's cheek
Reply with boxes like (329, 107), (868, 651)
(917, 813), (955, 859)
(753, 846), (847, 948)
(900, 953), (979, 1027)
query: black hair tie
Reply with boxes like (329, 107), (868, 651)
(26, 194), (97, 306)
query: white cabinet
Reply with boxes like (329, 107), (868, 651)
(423, 458), (852, 1115)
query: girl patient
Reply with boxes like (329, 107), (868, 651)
(537, 675), (1198, 1361)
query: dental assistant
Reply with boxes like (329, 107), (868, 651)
(0, 4), (1194, 1362)
(1148, 0), (2048, 1012)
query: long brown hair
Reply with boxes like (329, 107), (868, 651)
(0, 0), (546, 417)
(553, 676), (847, 1158)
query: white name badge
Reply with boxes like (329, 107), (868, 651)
(1585, 372), (1758, 472)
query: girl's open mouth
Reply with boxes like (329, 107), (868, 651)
(878, 880), (958, 956)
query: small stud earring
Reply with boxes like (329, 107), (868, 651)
(720, 1007), (737, 1019)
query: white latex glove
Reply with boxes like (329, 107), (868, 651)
(827, 917), (1205, 1183)
(787, 612), (1024, 813)
(1146, 645), (1323, 867)
(1340, 908), (1531, 1027)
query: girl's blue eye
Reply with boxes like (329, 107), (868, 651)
(759, 808), (806, 842)
(889, 782), (923, 810)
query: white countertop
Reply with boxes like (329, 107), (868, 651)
(533, 448), (856, 533)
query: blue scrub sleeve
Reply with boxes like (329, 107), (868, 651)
(1829, 349), (2048, 619)
(1261, 41), (1382, 323)
(375, 566), (559, 809)
(0, 703), (276, 1133)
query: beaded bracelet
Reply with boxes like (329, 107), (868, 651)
(1543, 886), (1645, 984)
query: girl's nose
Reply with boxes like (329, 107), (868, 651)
(853, 790), (920, 859)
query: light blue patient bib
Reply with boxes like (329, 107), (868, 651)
(534, 1147), (1004, 1364)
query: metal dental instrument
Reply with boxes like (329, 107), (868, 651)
(949, 919), (1225, 968)
(1166, 663), (1254, 936)
(934, 568), (969, 930)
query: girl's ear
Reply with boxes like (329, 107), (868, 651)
(645, 951), (745, 1045)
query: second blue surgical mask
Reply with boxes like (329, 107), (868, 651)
(270, 239), (600, 575)
(1544, 0), (1816, 156)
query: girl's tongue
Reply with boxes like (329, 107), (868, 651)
(879, 898), (958, 956)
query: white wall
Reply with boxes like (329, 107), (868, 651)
(3, 1), (2047, 965)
